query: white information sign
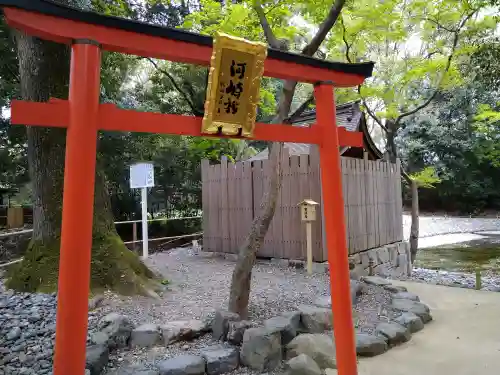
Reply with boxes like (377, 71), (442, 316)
(129, 162), (154, 189)
(129, 162), (154, 259)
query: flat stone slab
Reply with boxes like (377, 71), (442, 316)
(375, 322), (411, 346)
(395, 312), (424, 333)
(355, 333), (388, 357)
(392, 292), (420, 302)
(158, 355), (205, 375)
(391, 299), (432, 323)
(362, 276), (391, 286)
(201, 345), (239, 375)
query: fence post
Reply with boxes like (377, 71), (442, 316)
(7, 207), (24, 229)
(132, 222), (138, 251)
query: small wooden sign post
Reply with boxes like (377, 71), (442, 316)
(298, 199), (320, 274)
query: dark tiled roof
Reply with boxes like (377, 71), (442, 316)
(248, 101), (364, 161)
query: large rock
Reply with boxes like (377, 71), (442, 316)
(362, 276), (390, 286)
(284, 353), (321, 375)
(201, 345), (239, 375)
(264, 316), (297, 345)
(383, 285), (408, 293)
(227, 320), (253, 345)
(298, 305), (333, 333)
(161, 320), (207, 345)
(395, 312), (424, 333)
(392, 292), (420, 302)
(355, 333), (388, 357)
(286, 334), (337, 369)
(240, 327), (282, 372)
(212, 310), (240, 341)
(158, 355), (205, 375)
(131, 323), (161, 348)
(391, 299), (432, 323)
(375, 322), (411, 346)
(94, 313), (134, 349)
(85, 344), (109, 375)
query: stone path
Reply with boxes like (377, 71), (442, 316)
(348, 280), (500, 375)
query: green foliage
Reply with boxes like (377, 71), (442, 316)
(409, 166), (441, 188)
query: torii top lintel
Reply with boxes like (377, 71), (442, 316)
(0, 0), (373, 86)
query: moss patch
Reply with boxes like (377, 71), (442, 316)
(5, 234), (158, 295)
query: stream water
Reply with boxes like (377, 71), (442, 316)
(415, 232), (500, 273)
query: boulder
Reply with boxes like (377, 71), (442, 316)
(284, 353), (321, 375)
(392, 292), (420, 302)
(85, 344), (109, 375)
(212, 310), (240, 341)
(313, 281), (363, 309)
(383, 285), (408, 293)
(227, 320), (253, 345)
(355, 333), (388, 357)
(264, 316), (297, 345)
(312, 296), (331, 309)
(95, 313), (134, 349)
(158, 355), (205, 375)
(375, 322), (411, 346)
(240, 327), (282, 372)
(298, 305), (333, 333)
(161, 320), (207, 345)
(131, 324), (161, 348)
(391, 299), (432, 323)
(395, 312), (424, 333)
(281, 311), (302, 333)
(286, 334), (336, 369)
(361, 276), (390, 286)
(201, 345), (239, 375)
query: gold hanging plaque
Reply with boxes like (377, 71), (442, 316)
(202, 32), (267, 137)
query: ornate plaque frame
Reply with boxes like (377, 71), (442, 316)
(202, 32), (267, 137)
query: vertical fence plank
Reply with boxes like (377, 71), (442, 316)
(220, 157), (229, 253)
(201, 159), (210, 251)
(234, 161), (244, 251)
(242, 161), (253, 248)
(395, 160), (404, 241)
(261, 157), (275, 257)
(341, 158), (350, 252)
(289, 155), (301, 260)
(298, 154), (310, 260)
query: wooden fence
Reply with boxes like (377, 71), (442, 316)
(201, 148), (403, 262)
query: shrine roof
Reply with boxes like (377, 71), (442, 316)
(0, 0), (374, 78)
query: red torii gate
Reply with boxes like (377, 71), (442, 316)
(1, 1), (374, 374)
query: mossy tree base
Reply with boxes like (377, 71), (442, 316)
(6, 234), (158, 295)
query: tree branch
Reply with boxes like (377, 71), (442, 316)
(284, 94), (315, 124)
(396, 10), (478, 124)
(302, 0), (346, 56)
(253, 1), (281, 49)
(340, 15), (352, 63)
(146, 58), (203, 116)
(357, 85), (388, 132)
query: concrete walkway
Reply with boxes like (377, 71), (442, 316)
(356, 281), (500, 375)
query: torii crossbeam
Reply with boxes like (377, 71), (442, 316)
(0, 1), (374, 375)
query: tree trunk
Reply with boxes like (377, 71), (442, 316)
(6, 29), (155, 294)
(228, 142), (284, 317)
(387, 119), (419, 266)
(409, 179), (419, 265)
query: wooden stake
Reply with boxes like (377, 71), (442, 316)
(306, 221), (313, 274)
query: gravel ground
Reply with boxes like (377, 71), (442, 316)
(401, 267), (500, 292)
(0, 248), (396, 375)
(403, 214), (500, 239)
(99, 248), (394, 374)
